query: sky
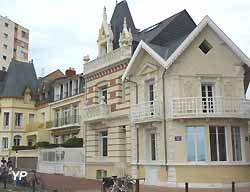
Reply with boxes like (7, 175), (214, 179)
(0, 0), (250, 89)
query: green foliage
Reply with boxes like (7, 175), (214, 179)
(62, 138), (83, 148)
(12, 145), (37, 151)
(35, 141), (61, 148)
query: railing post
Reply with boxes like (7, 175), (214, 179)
(185, 182), (188, 192)
(232, 181), (235, 192)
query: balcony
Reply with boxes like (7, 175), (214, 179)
(83, 104), (110, 123)
(171, 96), (250, 119)
(131, 101), (163, 123)
(51, 115), (80, 129)
(84, 46), (131, 75)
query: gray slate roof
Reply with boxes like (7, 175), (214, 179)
(0, 60), (37, 98)
(110, 1), (196, 58)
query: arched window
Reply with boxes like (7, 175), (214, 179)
(13, 135), (22, 146)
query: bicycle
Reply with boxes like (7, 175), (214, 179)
(103, 175), (135, 192)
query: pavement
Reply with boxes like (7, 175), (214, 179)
(9, 172), (248, 192)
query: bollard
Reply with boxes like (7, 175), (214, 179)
(32, 178), (36, 192)
(185, 182), (188, 192)
(136, 179), (140, 192)
(232, 181), (235, 192)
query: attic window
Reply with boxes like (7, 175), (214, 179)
(145, 23), (159, 32)
(199, 40), (213, 54)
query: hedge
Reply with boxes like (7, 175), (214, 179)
(12, 145), (37, 151)
(62, 138), (83, 148)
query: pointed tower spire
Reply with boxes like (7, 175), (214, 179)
(123, 17), (128, 32)
(103, 6), (107, 22)
(119, 17), (133, 48)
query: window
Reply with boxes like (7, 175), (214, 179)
(41, 112), (45, 123)
(62, 108), (71, 125)
(28, 139), (33, 147)
(2, 137), (8, 149)
(74, 79), (79, 95)
(150, 133), (157, 160)
(55, 110), (60, 127)
(3, 55), (7, 60)
(29, 114), (35, 124)
(20, 41), (25, 48)
(148, 81), (155, 102)
(14, 113), (23, 127)
(96, 170), (107, 179)
(201, 83), (215, 113)
(231, 127), (242, 161)
(99, 86), (107, 104)
(3, 112), (9, 127)
(13, 135), (21, 146)
(100, 131), (108, 157)
(73, 105), (79, 124)
(21, 31), (26, 38)
(4, 33), (8, 38)
(209, 126), (227, 161)
(54, 136), (59, 144)
(2, 67), (6, 71)
(4, 22), (8, 27)
(186, 127), (206, 161)
(3, 44), (7, 49)
(199, 40), (213, 54)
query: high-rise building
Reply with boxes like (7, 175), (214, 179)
(0, 15), (29, 70)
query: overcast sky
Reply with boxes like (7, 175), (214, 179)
(0, 0), (250, 77)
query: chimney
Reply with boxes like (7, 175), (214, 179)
(65, 67), (76, 77)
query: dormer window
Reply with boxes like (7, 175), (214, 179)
(199, 40), (213, 54)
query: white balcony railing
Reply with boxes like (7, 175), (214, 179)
(84, 46), (131, 75)
(131, 101), (163, 123)
(171, 96), (250, 119)
(83, 104), (110, 122)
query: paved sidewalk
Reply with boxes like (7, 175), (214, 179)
(34, 173), (250, 192)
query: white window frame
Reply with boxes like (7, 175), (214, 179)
(2, 137), (8, 149)
(14, 113), (23, 128)
(186, 126), (206, 162)
(3, 112), (9, 128)
(100, 131), (108, 157)
(13, 135), (21, 146)
(209, 126), (228, 162)
(231, 127), (243, 162)
(145, 128), (158, 161)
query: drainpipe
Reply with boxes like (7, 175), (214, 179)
(162, 69), (168, 167)
(125, 77), (139, 176)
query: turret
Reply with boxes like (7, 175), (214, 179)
(119, 17), (133, 47)
(97, 7), (114, 57)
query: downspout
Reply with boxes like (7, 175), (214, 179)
(162, 69), (168, 167)
(125, 77), (139, 176)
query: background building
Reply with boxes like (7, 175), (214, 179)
(0, 15), (29, 70)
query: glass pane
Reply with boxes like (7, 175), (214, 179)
(103, 137), (108, 157)
(218, 127), (227, 161)
(151, 134), (156, 160)
(232, 127), (242, 161)
(197, 127), (206, 161)
(187, 128), (196, 161)
(209, 126), (217, 161)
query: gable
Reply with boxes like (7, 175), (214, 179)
(125, 48), (163, 79)
(168, 25), (245, 77)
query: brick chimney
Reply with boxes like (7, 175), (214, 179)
(65, 67), (76, 77)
